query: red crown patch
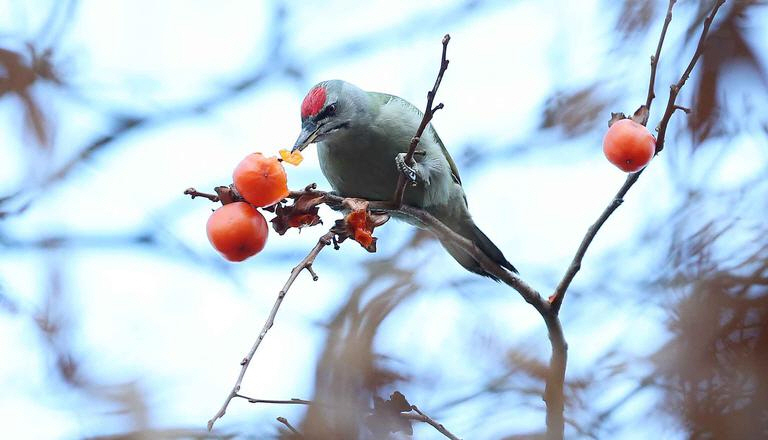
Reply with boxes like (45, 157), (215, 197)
(301, 86), (326, 118)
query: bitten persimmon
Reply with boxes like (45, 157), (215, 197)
(345, 208), (374, 249)
(279, 148), (303, 166)
(603, 119), (656, 172)
(233, 153), (289, 207)
(206, 202), (268, 262)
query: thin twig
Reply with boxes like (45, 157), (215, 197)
(236, 392), (460, 439)
(645, 0), (677, 112)
(184, 187), (219, 203)
(236, 394), (312, 405)
(410, 405), (461, 440)
(391, 34), (451, 208)
(276, 417), (303, 437)
(655, 0), (725, 154)
(550, 172), (640, 314)
(207, 230), (336, 431)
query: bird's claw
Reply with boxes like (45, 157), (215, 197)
(395, 153), (417, 184)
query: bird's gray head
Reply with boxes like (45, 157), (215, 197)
(292, 80), (369, 152)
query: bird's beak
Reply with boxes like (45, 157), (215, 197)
(292, 121), (320, 153)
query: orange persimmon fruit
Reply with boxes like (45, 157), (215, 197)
(279, 148), (303, 166)
(233, 153), (289, 207)
(206, 202), (268, 262)
(603, 119), (656, 173)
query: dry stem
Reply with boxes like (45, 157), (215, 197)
(391, 34), (451, 208)
(207, 230), (335, 431)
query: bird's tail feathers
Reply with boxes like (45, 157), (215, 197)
(437, 218), (517, 280)
(469, 222), (518, 275)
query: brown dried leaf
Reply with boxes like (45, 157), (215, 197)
(366, 392), (414, 437)
(541, 85), (610, 136)
(270, 193), (323, 235)
(612, 0), (657, 39)
(0, 46), (59, 149)
(608, 112), (627, 127)
(631, 105), (649, 126)
(688, 1), (768, 144)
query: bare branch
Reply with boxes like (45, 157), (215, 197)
(542, 3), (725, 438)
(391, 34), (451, 208)
(410, 405), (461, 440)
(207, 230), (336, 431)
(238, 391), (461, 440)
(655, 0), (725, 154)
(645, 0), (677, 113)
(550, 0), (724, 315)
(236, 394), (312, 406)
(550, 172), (639, 314)
(276, 417), (303, 437)
(183, 188), (219, 203)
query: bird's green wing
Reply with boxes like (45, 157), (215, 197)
(429, 124), (462, 185)
(370, 92), (462, 186)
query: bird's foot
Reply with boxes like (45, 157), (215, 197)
(395, 153), (418, 185)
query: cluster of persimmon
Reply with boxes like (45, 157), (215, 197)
(205, 152), (291, 261)
(204, 149), (378, 262)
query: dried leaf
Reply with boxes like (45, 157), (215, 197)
(389, 391), (412, 413)
(0, 46), (58, 149)
(688, 1), (768, 144)
(613, 0), (657, 39)
(365, 392), (414, 437)
(541, 85), (610, 136)
(609, 112), (627, 127)
(270, 193), (323, 235)
(631, 105), (649, 126)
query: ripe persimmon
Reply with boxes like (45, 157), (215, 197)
(233, 153), (289, 207)
(603, 119), (656, 173)
(206, 202), (268, 262)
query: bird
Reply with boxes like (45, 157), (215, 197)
(292, 79), (517, 279)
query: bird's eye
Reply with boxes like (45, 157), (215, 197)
(327, 104), (336, 115)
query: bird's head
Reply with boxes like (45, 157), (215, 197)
(292, 80), (368, 152)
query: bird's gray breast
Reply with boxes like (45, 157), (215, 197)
(317, 128), (409, 202)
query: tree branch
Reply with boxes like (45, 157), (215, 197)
(645, 0), (677, 113)
(410, 405), (461, 440)
(207, 229), (336, 431)
(236, 394), (312, 406)
(655, 0), (725, 154)
(550, 172), (639, 314)
(550, 0), (723, 315)
(391, 34), (451, 208)
(542, 3), (724, 438)
(237, 392), (461, 439)
(276, 417), (303, 437)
